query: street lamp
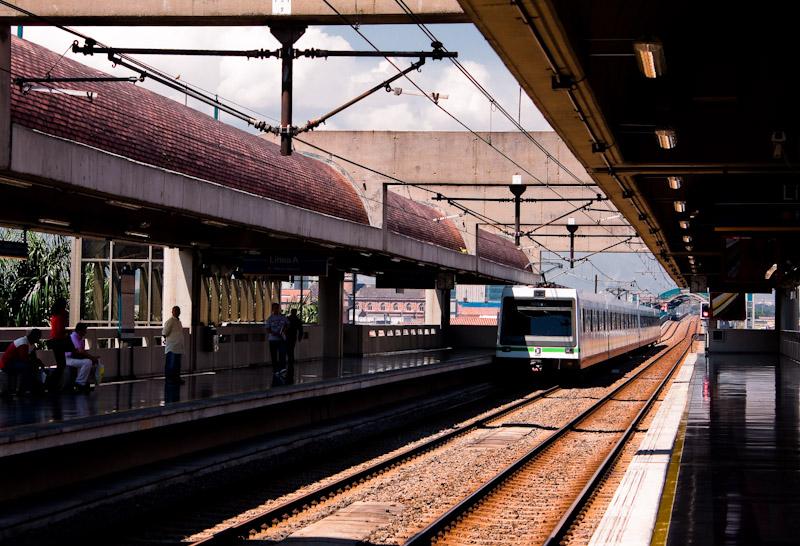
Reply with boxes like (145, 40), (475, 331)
(509, 174), (526, 246)
(566, 217), (579, 268)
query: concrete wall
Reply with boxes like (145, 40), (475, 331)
(707, 328), (778, 354)
(286, 132), (638, 255)
(0, 0), (467, 24)
(343, 324), (443, 355)
(447, 325), (498, 349)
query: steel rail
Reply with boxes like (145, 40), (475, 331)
(189, 384), (561, 546)
(404, 320), (694, 545)
(543, 324), (697, 546)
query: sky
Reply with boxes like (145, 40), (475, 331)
(14, 22), (676, 293)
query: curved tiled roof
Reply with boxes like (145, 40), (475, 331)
(385, 191), (466, 252)
(9, 37), (369, 225)
(477, 229), (530, 270)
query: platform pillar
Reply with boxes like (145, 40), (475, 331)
(424, 289), (451, 327)
(1, 26), (10, 171)
(776, 286), (799, 332)
(319, 269), (344, 359)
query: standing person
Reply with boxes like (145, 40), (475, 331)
(47, 297), (69, 391)
(162, 306), (185, 384)
(0, 329), (42, 396)
(285, 308), (303, 385)
(266, 303), (289, 382)
(66, 323), (99, 393)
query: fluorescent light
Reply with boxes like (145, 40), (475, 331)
(0, 176), (32, 188)
(201, 219), (228, 228)
(679, 220), (690, 229)
(655, 129), (677, 149)
(390, 257), (402, 263)
(633, 41), (666, 78)
(765, 263), (778, 280)
(108, 200), (142, 211)
(682, 235), (692, 243)
(667, 176), (682, 190)
(38, 218), (70, 227)
(124, 230), (150, 239)
(674, 201), (686, 213)
(685, 245), (693, 252)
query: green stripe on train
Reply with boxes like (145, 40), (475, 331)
(498, 346), (579, 354)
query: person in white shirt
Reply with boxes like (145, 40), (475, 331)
(163, 306), (185, 384)
(66, 323), (99, 393)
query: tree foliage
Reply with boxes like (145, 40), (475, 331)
(0, 231), (71, 327)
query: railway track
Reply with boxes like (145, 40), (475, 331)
(405, 318), (697, 546)
(186, 321), (690, 546)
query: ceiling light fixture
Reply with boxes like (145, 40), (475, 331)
(674, 201), (686, 213)
(0, 176), (32, 188)
(655, 128), (677, 149)
(108, 200), (142, 211)
(667, 176), (682, 190)
(679, 220), (690, 229)
(765, 263), (778, 280)
(633, 41), (666, 78)
(201, 219), (228, 228)
(685, 244), (693, 252)
(124, 230), (150, 239)
(682, 235), (692, 243)
(38, 218), (70, 227)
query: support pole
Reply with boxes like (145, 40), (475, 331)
(566, 223), (579, 268)
(1, 26), (10, 171)
(270, 25), (306, 156)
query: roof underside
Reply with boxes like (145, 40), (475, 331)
(460, 0), (800, 293)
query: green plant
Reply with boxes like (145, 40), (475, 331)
(0, 230), (71, 327)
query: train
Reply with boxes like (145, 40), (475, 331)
(495, 286), (661, 371)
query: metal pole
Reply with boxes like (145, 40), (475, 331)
(351, 272), (357, 325)
(566, 224), (578, 268)
(270, 25), (306, 156)
(594, 274), (598, 294)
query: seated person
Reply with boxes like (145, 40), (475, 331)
(66, 323), (99, 393)
(0, 329), (43, 396)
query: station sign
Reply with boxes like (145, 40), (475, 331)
(242, 254), (329, 276)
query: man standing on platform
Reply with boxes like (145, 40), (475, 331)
(266, 303), (289, 384)
(163, 306), (185, 384)
(285, 308), (303, 385)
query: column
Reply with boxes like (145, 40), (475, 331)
(68, 237), (82, 326)
(424, 289), (451, 327)
(319, 270), (344, 359)
(1, 26), (11, 170)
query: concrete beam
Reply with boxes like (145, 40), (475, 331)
(9, 125), (536, 286)
(0, 0), (467, 25)
(1, 26), (9, 171)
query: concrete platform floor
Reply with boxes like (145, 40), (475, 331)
(668, 352), (800, 545)
(0, 349), (490, 431)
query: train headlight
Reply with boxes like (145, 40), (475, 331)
(565, 347), (574, 354)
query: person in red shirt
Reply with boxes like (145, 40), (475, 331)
(0, 329), (43, 396)
(47, 297), (69, 390)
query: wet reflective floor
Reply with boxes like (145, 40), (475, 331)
(0, 349), (491, 431)
(668, 353), (800, 545)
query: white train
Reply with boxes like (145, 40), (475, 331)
(496, 286), (661, 371)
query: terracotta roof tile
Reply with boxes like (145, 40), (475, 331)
(385, 191), (465, 252)
(9, 37), (369, 225)
(477, 228), (530, 270)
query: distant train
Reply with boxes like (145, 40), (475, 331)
(495, 286), (661, 371)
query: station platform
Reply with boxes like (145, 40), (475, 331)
(667, 351), (800, 545)
(0, 348), (493, 505)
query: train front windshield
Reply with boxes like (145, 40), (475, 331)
(500, 298), (574, 344)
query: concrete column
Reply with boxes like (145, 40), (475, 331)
(1, 26), (11, 171)
(319, 270), (343, 359)
(776, 287), (799, 332)
(68, 237), (82, 326)
(163, 248), (194, 328)
(424, 289), (451, 326)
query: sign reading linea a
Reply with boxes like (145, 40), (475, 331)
(243, 254), (329, 276)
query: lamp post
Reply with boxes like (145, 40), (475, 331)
(566, 217), (579, 268)
(509, 174), (526, 246)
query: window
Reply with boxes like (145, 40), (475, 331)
(500, 298), (574, 343)
(80, 238), (163, 326)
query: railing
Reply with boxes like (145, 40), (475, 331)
(343, 324), (443, 355)
(1, 324), (325, 380)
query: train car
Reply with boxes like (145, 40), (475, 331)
(495, 286), (661, 371)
